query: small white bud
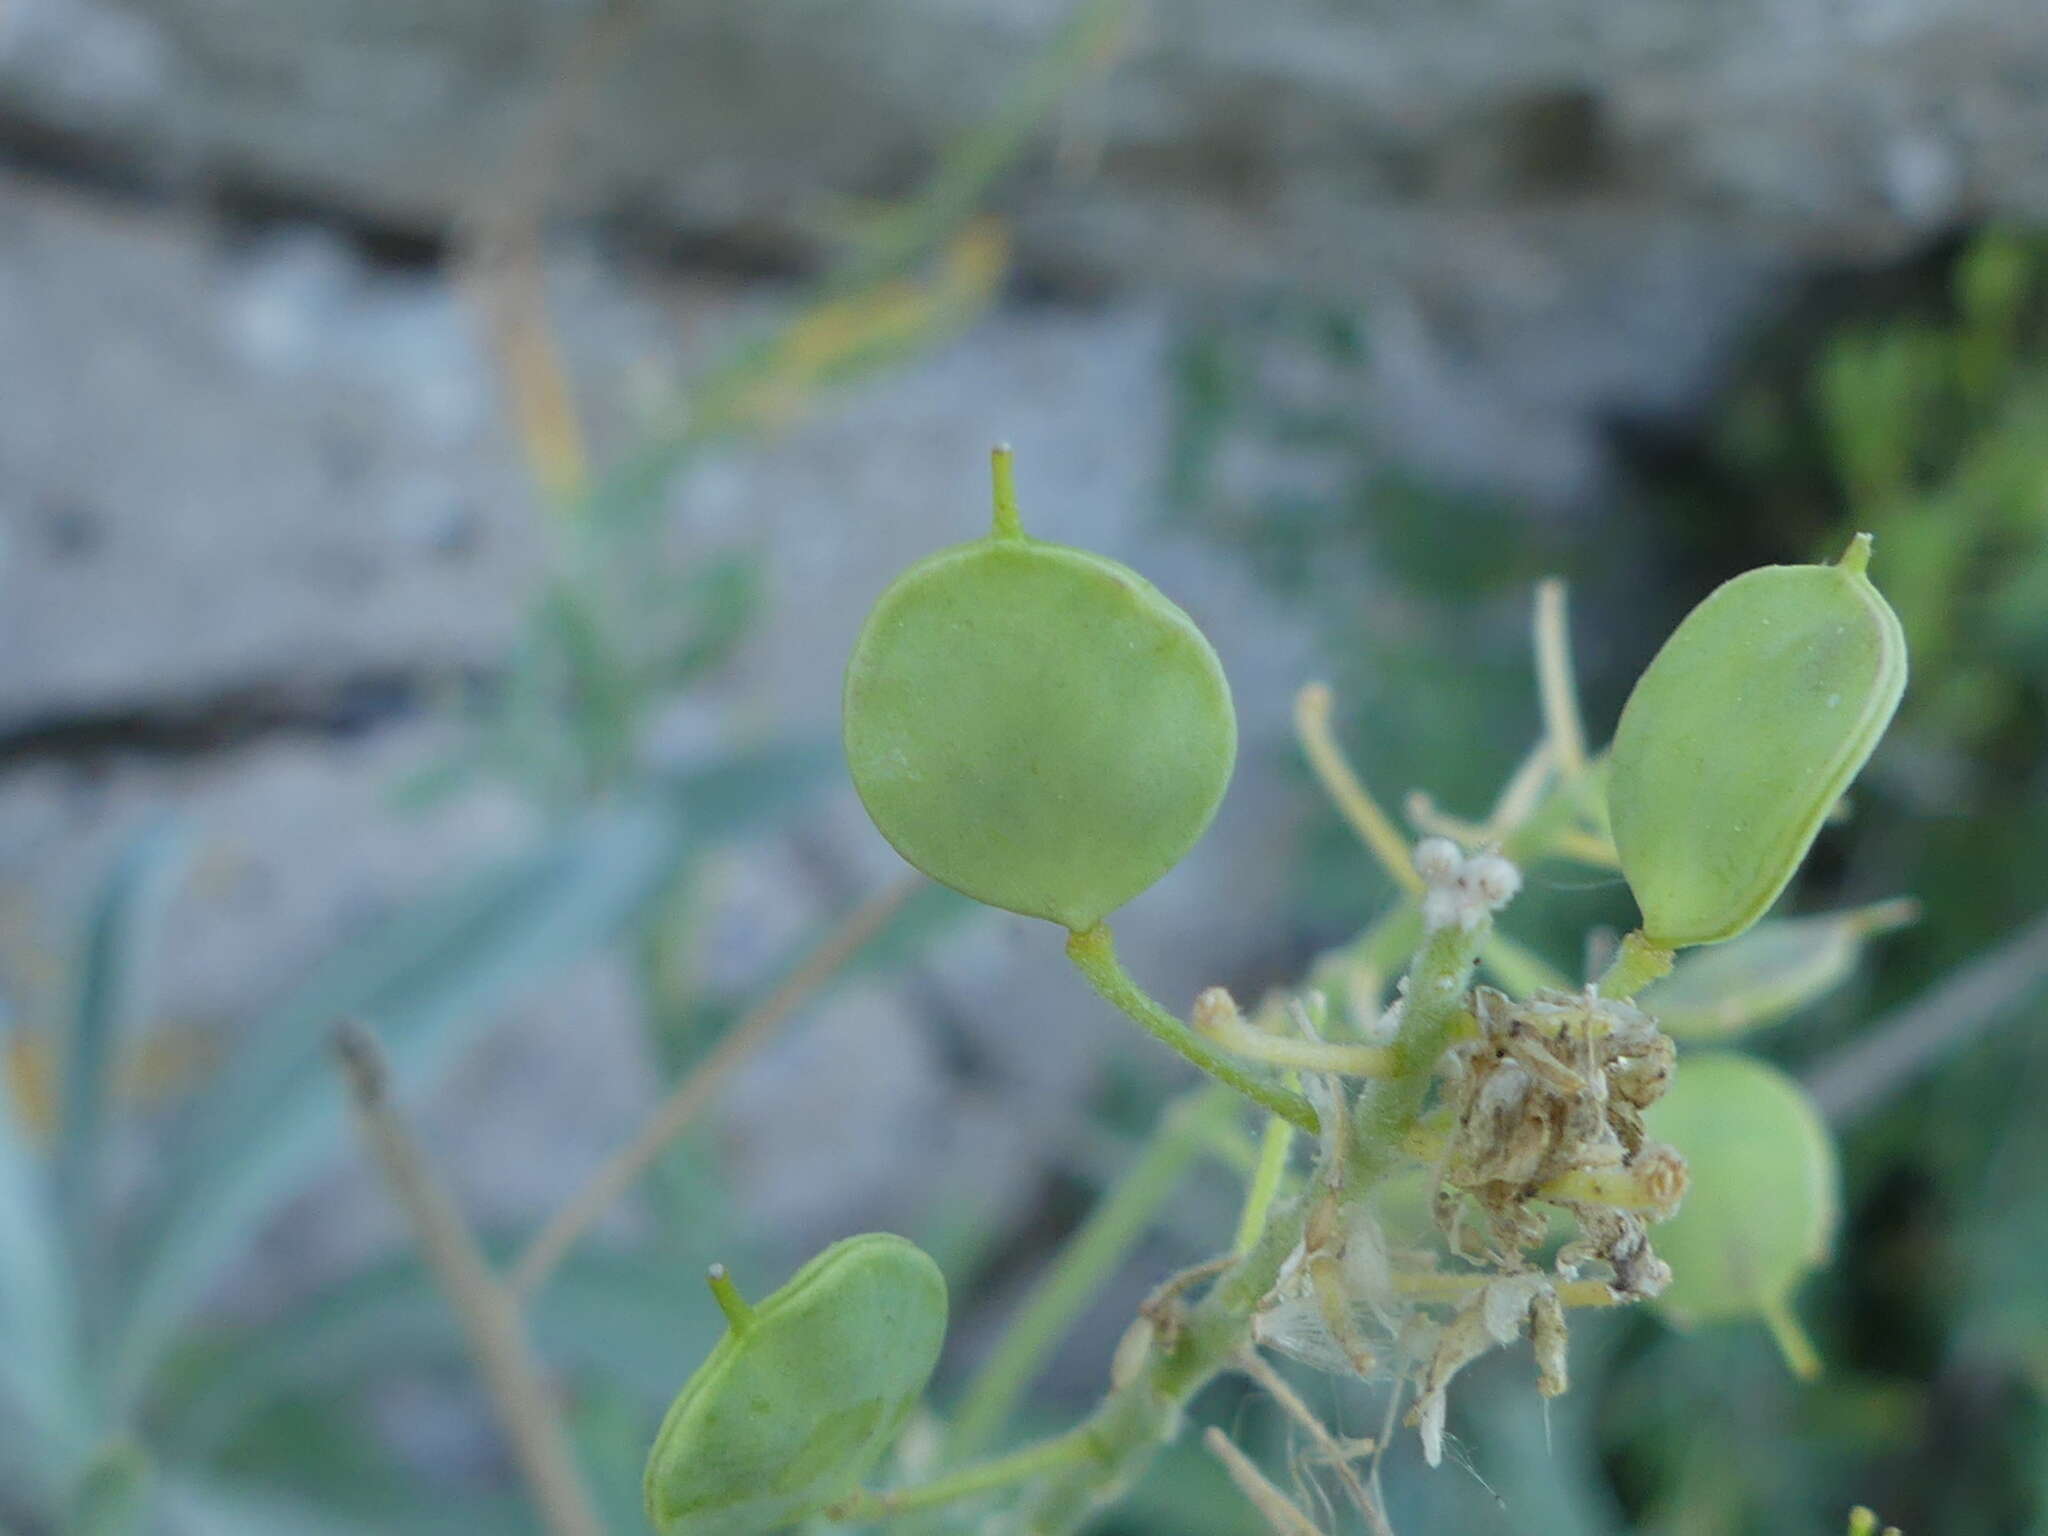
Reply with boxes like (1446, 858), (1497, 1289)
(1192, 986), (1242, 1037)
(1462, 852), (1522, 909)
(1413, 836), (1463, 885)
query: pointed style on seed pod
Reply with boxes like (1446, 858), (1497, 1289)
(1607, 536), (1907, 949)
(643, 1234), (948, 1535)
(843, 448), (1236, 930)
(1645, 1053), (1838, 1377)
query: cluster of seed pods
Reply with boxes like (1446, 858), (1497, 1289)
(641, 451), (1908, 1529)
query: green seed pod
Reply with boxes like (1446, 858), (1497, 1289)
(843, 451), (1235, 930)
(1646, 1053), (1838, 1376)
(1608, 537), (1906, 949)
(644, 1234), (947, 1535)
(1640, 898), (1918, 1041)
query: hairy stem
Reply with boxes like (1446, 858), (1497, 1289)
(1350, 916), (1488, 1188)
(1001, 920), (1493, 1532)
(832, 1429), (1098, 1519)
(1007, 1198), (1309, 1533)
(1065, 925), (1319, 1134)
(1233, 1116), (1295, 1256)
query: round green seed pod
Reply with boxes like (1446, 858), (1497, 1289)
(1608, 537), (1906, 949)
(843, 458), (1235, 931)
(1646, 1053), (1837, 1371)
(643, 1234), (948, 1536)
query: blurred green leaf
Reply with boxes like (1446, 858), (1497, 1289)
(197, 1389), (544, 1535)
(647, 741), (836, 838)
(109, 797), (688, 1411)
(540, 584), (639, 793)
(572, 0), (1127, 540)
(633, 551), (766, 690)
(58, 821), (189, 1298)
(835, 881), (978, 982)
(157, 1470), (512, 1536)
(115, 744), (826, 1408)
(65, 1439), (152, 1536)
(0, 1006), (81, 1489)
(158, 1248), (723, 1459)
(1641, 900), (1917, 1042)
(566, 1378), (658, 1536)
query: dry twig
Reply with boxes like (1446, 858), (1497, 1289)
(334, 1023), (604, 1536)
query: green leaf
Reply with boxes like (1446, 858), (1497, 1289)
(58, 820), (190, 1284)
(1638, 900), (1917, 1041)
(193, 1386), (543, 1534)
(156, 1472), (495, 1536)
(158, 1251), (723, 1460)
(635, 552), (766, 690)
(648, 742), (836, 836)
(0, 1009), (82, 1487)
(115, 745), (821, 1419)
(569, 1378), (664, 1536)
(110, 797), (688, 1410)
(835, 881), (977, 983)
(65, 1439), (152, 1536)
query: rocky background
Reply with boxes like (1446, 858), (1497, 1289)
(3, 0), (2046, 1521)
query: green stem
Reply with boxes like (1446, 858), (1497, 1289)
(1596, 929), (1676, 1000)
(1303, 902), (1419, 1039)
(1009, 1198), (1310, 1533)
(987, 927), (1493, 1532)
(832, 1429), (1096, 1520)
(946, 1086), (1239, 1460)
(1349, 916), (1488, 1188)
(1761, 1294), (1823, 1381)
(1065, 925), (1320, 1134)
(1234, 1116), (1295, 1255)
(1501, 754), (1609, 867)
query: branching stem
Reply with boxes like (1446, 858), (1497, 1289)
(1065, 924), (1320, 1134)
(1294, 684), (1423, 897)
(830, 1428), (1097, 1519)
(1234, 1116), (1295, 1256)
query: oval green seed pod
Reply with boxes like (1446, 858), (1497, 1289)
(1646, 1053), (1838, 1375)
(843, 453), (1235, 930)
(1608, 537), (1906, 948)
(644, 1233), (947, 1536)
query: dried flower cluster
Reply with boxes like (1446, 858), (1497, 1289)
(1407, 982), (1685, 1460)
(1251, 846), (1689, 1470)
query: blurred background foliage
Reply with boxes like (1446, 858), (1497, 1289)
(3, 1), (2048, 1532)
(1154, 226), (2048, 1535)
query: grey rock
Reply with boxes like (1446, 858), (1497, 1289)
(6, 0), (2041, 269)
(0, 163), (1335, 1335)
(1, 2), (2039, 425)
(0, 169), (542, 729)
